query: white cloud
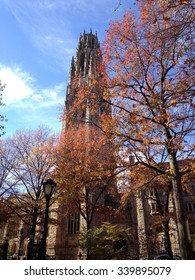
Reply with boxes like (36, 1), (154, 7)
(35, 83), (65, 109)
(0, 63), (65, 136)
(0, 64), (35, 105)
(0, 64), (65, 109)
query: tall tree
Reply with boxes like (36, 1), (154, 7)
(1, 126), (57, 258)
(55, 124), (117, 258)
(103, 0), (195, 259)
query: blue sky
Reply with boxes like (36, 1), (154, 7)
(0, 0), (134, 138)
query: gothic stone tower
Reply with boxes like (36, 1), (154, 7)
(56, 31), (114, 260)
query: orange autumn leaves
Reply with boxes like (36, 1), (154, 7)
(55, 124), (116, 201)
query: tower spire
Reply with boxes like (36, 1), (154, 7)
(63, 30), (107, 130)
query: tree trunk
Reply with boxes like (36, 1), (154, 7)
(168, 154), (192, 259)
(86, 220), (92, 260)
(164, 187), (174, 260)
(155, 188), (174, 259)
(27, 207), (38, 259)
(136, 191), (148, 259)
(163, 220), (174, 259)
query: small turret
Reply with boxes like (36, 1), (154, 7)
(67, 56), (76, 91)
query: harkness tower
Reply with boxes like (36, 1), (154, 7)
(63, 29), (110, 130)
(56, 30), (115, 259)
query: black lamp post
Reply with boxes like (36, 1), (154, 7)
(39, 179), (56, 260)
(2, 233), (9, 260)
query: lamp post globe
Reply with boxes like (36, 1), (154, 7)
(43, 179), (56, 198)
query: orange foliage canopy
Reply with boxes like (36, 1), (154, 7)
(103, 0), (194, 178)
(54, 123), (117, 223)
